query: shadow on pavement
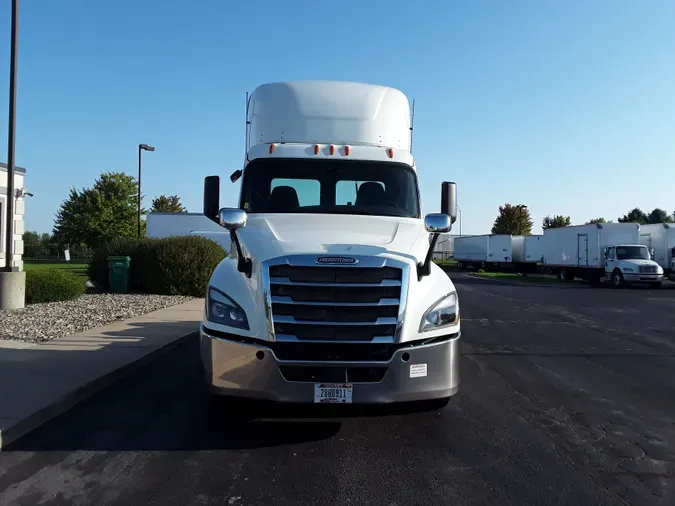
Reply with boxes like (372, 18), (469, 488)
(3, 336), (441, 453)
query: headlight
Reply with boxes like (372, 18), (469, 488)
(419, 291), (458, 332)
(206, 286), (249, 330)
(622, 267), (634, 272)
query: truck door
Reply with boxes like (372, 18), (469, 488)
(577, 234), (589, 266)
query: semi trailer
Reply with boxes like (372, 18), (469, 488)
(199, 80), (460, 410)
(542, 223), (663, 287)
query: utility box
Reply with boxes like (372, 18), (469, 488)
(107, 256), (131, 293)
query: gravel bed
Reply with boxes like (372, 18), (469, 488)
(0, 293), (195, 342)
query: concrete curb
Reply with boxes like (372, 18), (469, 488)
(0, 331), (197, 450)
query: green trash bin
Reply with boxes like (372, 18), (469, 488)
(108, 256), (131, 293)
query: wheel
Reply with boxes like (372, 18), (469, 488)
(560, 269), (574, 281)
(650, 282), (662, 289)
(611, 270), (625, 288)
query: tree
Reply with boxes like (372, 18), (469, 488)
(53, 171), (144, 248)
(150, 194), (187, 213)
(22, 231), (41, 257)
(618, 208), (648, 224)
(646, 208), (673, 224)
(586, 217), (608, 224)
(491, 204), (533, 235)
(542, 215), (571, 230)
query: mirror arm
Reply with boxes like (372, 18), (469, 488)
(229, 230), (252, 277)
(417, 232), (441, 281)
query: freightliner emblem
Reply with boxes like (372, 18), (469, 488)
(315, 256), (358, 265)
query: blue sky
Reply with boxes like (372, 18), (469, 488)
(1, 0), (674, 234)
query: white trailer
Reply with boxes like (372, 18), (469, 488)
(146, 212), (231, 252)
(522, 235), (545, 264)
(542, 223), (663, 287)
(455, 234), (523, 270)
(639, 223), (675, 277)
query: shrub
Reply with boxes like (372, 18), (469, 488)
(89, 235), (227, 296)
(26, 269), (87, 304)
(145, 236), (228, 296)
(88, 237), (154, 290)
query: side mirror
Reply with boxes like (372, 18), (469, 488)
(204, 176), (220, 223)
(218, 208), (247, 230)
(441, 181), (457, 224)
(425, 213), (452, 233)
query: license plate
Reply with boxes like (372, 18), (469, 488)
(314, 383), (353, 403)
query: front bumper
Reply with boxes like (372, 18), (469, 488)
(623, 273), (664, 283)
(200, 325), (460, 404)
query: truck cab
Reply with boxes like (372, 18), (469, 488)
(604, 244), (664, 288)
(199, 80), (461, 410)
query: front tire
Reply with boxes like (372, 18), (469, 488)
(612, 270), (625, 288)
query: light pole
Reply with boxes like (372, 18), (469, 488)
(138, 143), (155, 239)
(0, 0), (23, 309)
(457, 205), (463, 237)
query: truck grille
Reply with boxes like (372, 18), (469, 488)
(639, 265), (658, 273)
(268, 264), (402, 343)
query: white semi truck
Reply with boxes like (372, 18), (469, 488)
(199, 81), (460, 409)
(639, 223), (675, 279)
(542, 223), (664, 287)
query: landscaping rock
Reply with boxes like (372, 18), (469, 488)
(0, 293), (195, 342)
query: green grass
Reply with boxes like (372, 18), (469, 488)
(434, 259), (458, 267)
(24, 261), (89, 278)
(472, 271), (564, 283)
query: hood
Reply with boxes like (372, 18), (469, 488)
(236, 213), (427, 263)
(619, 258), (657, 266)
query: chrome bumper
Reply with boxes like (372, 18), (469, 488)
(624, 273), (664, 283)
(200, 326), (460, 404)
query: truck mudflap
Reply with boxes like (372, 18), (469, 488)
(200, 326), (460, 404)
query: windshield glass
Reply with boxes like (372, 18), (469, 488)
(239, 159), (420, 218)
(616, 245), (650, 260)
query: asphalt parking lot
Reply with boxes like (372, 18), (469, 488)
(1, 273), (675, 505)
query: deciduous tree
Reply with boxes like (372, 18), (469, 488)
(542, 215), (571, 230)
(491, 204), (533, 235)
(586, 217), (608, 224)
(646, 208), (673, 224)
(150, 194), (187, 213)
(53, 171), (144, 248)
(618, 208), (648, 224)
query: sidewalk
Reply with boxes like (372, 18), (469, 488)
(0, 298), (204, 450)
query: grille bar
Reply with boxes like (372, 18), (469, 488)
(276, 334), (395, 344)
(273, 315), (398, 326)
(271, 296), (400, 306)
(270, 277), (402, 287)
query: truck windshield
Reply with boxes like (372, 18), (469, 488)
(616, 246), (650, 260)
(239, 159), (420, 218)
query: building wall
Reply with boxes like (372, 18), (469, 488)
(0, 164), (26, 270)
